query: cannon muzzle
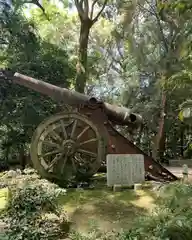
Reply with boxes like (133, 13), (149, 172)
(104, 102), (143, 127)
(0, 70), (143, 128)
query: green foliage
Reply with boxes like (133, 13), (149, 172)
(121, 182), (192, 240)
(107, 0), (192, 157)
(1, 172), (70, 240)
(69, 230), (118, 240)
(69, 224), (119, 240)
(0, 3), (75, 165)
(179, 100), (192, 123)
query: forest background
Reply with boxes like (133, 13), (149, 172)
(0, 0), (192, 167)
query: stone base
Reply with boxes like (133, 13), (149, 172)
(112, 184), (136, 191)
(113, 184), (122, 192)
(134, 183), (142, 191)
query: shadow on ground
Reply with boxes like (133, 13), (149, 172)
(58, 185), (156, 233)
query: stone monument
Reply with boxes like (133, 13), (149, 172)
(107, 154), (145, 187)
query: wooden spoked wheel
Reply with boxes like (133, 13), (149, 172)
(30, 112), (105, 183)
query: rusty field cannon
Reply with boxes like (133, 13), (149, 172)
(0, 70), (177, 184)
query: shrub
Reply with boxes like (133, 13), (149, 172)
(1, 172), (70, 240)
(69, 228), (119, 240)
(121, 182), (192, 240)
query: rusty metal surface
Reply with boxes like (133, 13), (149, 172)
(0, 71), (143, 128)
(104, 102), (143, 127)
(80, 106), (177, 182)
(13, 73), (89, 106)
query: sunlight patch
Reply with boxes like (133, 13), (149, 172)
(0, 188), (9, 211)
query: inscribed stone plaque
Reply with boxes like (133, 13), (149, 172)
(107, 154), (145, 186)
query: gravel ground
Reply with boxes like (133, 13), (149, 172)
(166, 166), (192, 179)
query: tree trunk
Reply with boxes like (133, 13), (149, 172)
(159, 131), (166, 160)
(74, 0), (108, 93)
(152, 135), (157, 159)
(153, 91), (166, 160)
(75, 20), (91, 93)
(180, 122), (184, 157)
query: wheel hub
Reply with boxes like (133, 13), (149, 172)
(62, 139), (76, 156)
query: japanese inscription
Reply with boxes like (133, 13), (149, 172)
(107, 154), (145, 186)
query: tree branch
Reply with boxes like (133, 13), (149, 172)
(84, 0), (89, 17)
(107, 48), (124, 72)
(75, 0), (84, 20)
(24, 0), (49, 20)
(137, 0), (169, 54)
(155, 14), (169, 53)
(31, 0), (45, 13)
(0, 39), (9, 45)
(90, 0), (98, 20)
(92, 0), (108, 23)
(116, 40), (124, 61)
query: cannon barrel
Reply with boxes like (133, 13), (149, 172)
(13, 72), (89, 105)
(2, 71), (143, 127)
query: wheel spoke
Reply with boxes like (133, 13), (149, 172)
(77, 149), (97, 157)
(70, 120), (78, 139)
(74, 155), (81, 164)
(79, 138), (98, 146)
(60, 120), (68, 140)
(60, 154), (68, 175)
(74, 155), (89, 173)
(71, 157), (77, 172)
(77, 126), (90, 140)
(49, 130), (62, 142)
(74, 154), (88, 165)
(46, 153), (63, 172)
(42, 149), (61, 157)
(43, 140), (60, 148)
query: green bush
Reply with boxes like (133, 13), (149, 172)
(121, 182), (192, 240)
(2, 174), (70, 240)
(69, 227), (119, 240)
